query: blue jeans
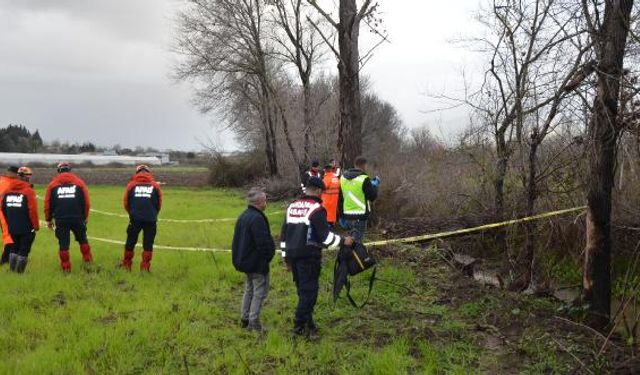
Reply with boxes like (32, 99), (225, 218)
(342, 219), (367, 243)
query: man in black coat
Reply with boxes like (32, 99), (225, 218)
(232, 188), (276, 332)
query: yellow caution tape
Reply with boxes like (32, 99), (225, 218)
(87, 236), (232, 253)
(364, 206), (586, 248)
(36, 195), (283, 223)
(39, 206), (587, 253)
(89, 209), (284, 223)
(37, 220), (234, 253)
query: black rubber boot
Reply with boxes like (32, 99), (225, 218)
(15, 256), (28, 274)
(9, 253), (18, 272)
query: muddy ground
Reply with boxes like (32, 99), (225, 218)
(373, 244), (639, 373)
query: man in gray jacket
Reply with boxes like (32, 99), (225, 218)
(232, 188), (275, 332)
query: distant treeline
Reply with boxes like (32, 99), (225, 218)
(0, 124), (96, 154)
(0, 125), (44, 153)
(0, 124), (207, 165)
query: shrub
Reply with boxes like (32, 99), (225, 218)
(207, 151), (266, 187)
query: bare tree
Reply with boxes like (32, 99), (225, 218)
(175, 0), (300, 176)
(271, 0), (326, 165)
(441, 1), (589, 285)
(306, 0), (386, 167)
(579, 0), (635, 330)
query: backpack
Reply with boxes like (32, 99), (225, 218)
(333, 242), (377, 308)
(345, 242), (377, 276)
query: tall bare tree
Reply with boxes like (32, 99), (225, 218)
(271, 0), (326, 165)
(175, 0), (295, 176)
(306, 0), (385, 167)
(580, 0), (635, 329)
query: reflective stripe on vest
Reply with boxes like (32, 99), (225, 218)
(340, 174), (368, 215)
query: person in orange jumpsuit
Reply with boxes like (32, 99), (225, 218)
(1, 167), (39, 273)
(0, 166), (18, 266)
(321, 161), (341, 226)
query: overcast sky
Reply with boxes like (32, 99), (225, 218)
(0, 0), (481, 151)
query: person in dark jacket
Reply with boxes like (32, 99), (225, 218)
(121, 165), (163, 271)
(231, 188), (275, 332)
(281, 176), (353, 338)
(1, 167), (39, 273)
(44, 162), (93, 272)
(300, 160), (322, 194)
(338, 156), (380, 242)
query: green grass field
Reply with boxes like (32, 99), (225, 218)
(0, 186), (593, 374)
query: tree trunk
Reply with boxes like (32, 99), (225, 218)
(494, 131), (510, 263)
(337, 0), (363, 168)
(583, 0), (634, 330)
(523, 140), (539, 287)
(269, 85), (301, 169)
(260, 85), (279, 176)
(302, 82), (312, 165)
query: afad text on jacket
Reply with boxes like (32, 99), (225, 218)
(124, 172), (163, 223)
(1, 179), (39, 235)
(45, 172), (90, 221)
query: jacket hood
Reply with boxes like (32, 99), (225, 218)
(130, 172), (156, 184)
(342, 168), (366, 180)
(55, 172), (82, 185)
(7, 178), (31, 191)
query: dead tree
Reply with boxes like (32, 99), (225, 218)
(580, 0), (635, 330)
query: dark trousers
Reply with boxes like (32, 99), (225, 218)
(292, 257), (322, 324)
(55, 219), (88, 250)
(342, 219), (367, 243)
(0, 246), (8, 264)
(125, 220), (157, 251)
(8, 232), (35, 257)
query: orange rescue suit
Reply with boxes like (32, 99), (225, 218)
(0, 176), (15, 245)
(321, 170), (341, 224)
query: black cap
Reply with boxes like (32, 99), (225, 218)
(7, 166), (19, 173)
(306, 176), (325, 190)
(311, 160), (320, 168)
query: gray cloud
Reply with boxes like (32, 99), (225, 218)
(0, 0), (479, 151)
(0, 0), (171, 42)
(0, 0), (221, 151)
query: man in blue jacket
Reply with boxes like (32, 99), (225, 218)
(232, 188), (276, 332)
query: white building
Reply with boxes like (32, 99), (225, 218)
(0, 152), (162, 166)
